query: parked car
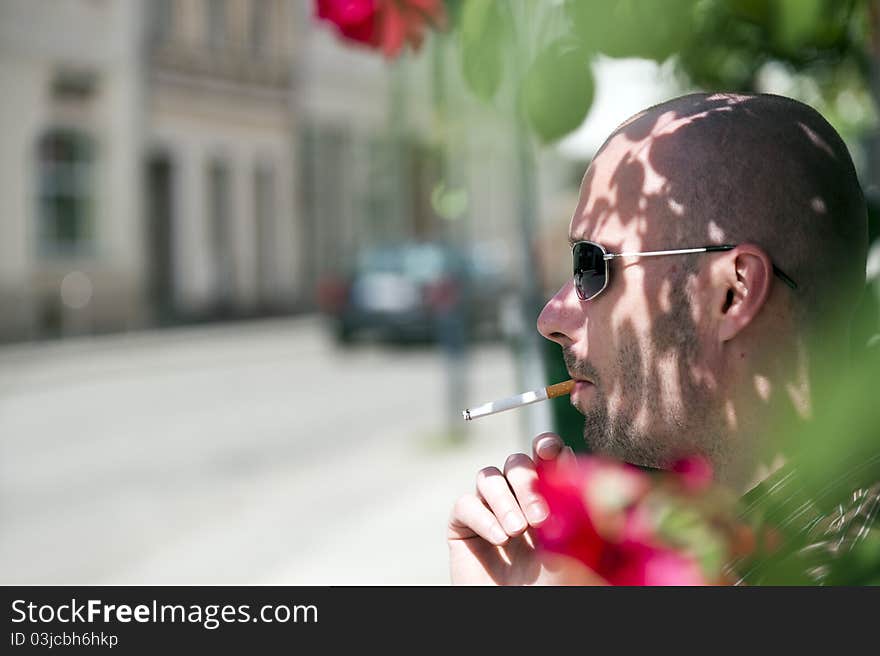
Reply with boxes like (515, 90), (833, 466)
(317, 242), (513, 344)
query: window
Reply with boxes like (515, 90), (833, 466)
(150, 0), (174, 44)
(208, 159), (235, 306)
(254, 162), (276, 300)
(207, 0), (227, 50)
(250, 0), (271, 56)
(36, 128), (95, 254)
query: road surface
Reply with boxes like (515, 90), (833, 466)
(0, 317), (537, 584)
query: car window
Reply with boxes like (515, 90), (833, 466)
(358, 249), (403, 274)
(358, 245), (459, 283)
(402, 246), (449, 283)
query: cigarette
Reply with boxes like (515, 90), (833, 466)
(462, 379), (575, 421)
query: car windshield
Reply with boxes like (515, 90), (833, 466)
(358, 245), (455, 284)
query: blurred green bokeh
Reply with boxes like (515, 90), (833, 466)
(450, 0), (876, 145)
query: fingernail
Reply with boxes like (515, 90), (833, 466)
(527, 501), (549, 525)
(503, 510), (526, 534)
(490, 525), (509, 544)
(538, 438), (562, 459)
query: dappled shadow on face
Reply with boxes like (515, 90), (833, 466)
(542, 93), (850, 487)
(609, 154), (645, 226)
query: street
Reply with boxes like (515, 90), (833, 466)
(0, 317), (528, 584)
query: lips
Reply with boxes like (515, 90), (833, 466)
(567, 370), (594, 386)
(570, 379), (595, 407)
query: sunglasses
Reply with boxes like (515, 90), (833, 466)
(571, 241), (798, 302)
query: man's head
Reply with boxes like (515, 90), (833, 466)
(537, 93), (868, 487)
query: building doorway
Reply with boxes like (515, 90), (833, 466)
(146, 153), (175, 324)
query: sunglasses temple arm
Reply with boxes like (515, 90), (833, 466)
(605, 245), (736, 260)
(772, 265), (798, 290)
(604, 245), (797, 289)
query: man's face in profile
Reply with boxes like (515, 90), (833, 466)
(537, 115), (723, 470)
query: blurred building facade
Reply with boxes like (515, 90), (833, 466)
(0, 0), (145, 340)
(146, 0), (297, 322)
(0, 0), (298, 339)
(0, 0), (578, 342)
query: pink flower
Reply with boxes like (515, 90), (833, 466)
(671, 455), (714, 494)
(536, 456), (708, 586)
(603, 542), (706, 586)
(579, 457), (651, 519)
(535, 458), (606, 572)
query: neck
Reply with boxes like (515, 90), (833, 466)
(718, 335), (813, 494)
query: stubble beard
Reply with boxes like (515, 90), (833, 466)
(571, 347), (681, 469)
(564, 299), (724, 471)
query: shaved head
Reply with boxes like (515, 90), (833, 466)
(598, 93), (868, 339)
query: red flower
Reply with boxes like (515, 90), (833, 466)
(536, 457), (708, 586)
(535, 458), (606, 572)
(377, 0), (447, 58)
(603, 541), (706, 586)
(315, 0), (379, 46)
(314, 0), (447, 59)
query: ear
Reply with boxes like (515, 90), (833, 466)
(714, 244), (773, 342)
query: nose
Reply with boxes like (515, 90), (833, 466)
(537, 278), (578, 349)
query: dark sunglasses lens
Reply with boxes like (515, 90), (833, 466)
(573, 242), (607, 300)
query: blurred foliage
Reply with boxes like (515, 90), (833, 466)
(566, 0), (697, 62)
(445, 0), (878, 145)
(791, 347), (880, 504)
(679, 0), (866, 89)
(430, 181), (469, 220)
(742, 339), (880, 584)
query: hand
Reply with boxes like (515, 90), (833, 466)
(448, 432), (601, 585)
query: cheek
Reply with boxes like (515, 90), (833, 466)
(600, 271), (662, 392)
(658, 278), (673, 313)
(607, 270), (654, 340)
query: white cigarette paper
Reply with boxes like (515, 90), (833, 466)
(462, 380), (575, 421)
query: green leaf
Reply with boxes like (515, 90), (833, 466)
(458, 0), (507, 102)
(460, 0), (495, 43)
(566, 0), (696, 62)
(461, 36), (503, 102)
(521, 40), (594, 144)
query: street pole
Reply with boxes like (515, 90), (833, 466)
(508, 3), (551, 445)
(511, 111), (552, 446)
(432, 34), (468, 442)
